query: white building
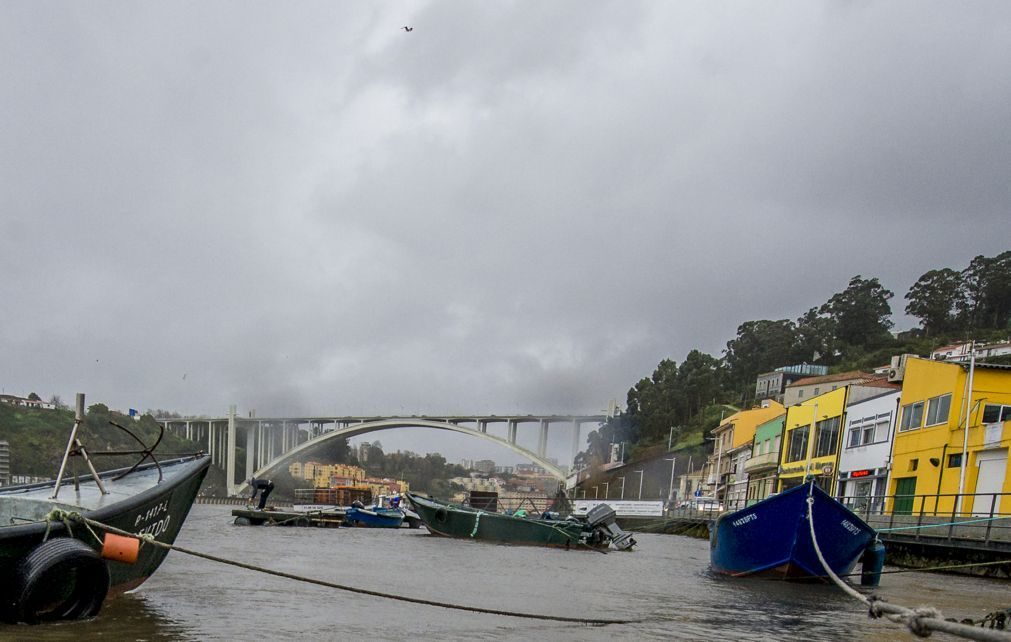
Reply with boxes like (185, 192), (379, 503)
(835, 389), (901, 515)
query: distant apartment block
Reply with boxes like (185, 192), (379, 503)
(782, 371), (892, 407)
(930, 340), (1011, 363)
(0, 440), (9, 485)
(755, 364), (829, 403)
(0, 394), (56, 410)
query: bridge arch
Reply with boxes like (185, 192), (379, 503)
(233, 418), (566, 496)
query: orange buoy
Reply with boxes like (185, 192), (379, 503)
(101, 533), (140, 564)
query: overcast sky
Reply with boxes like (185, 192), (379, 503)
(2, 2), (1009, 466)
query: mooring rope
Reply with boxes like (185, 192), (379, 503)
(804, 489), (1011, 641)
(52, 512), (633, 627)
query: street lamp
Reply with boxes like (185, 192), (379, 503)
(668, 426), (675, 451)
(634, 469), (645, 500)
(618, 476), (626, 499)
(666, 457), (677, 504)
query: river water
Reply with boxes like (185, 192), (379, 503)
(6, 504), (1009, 641)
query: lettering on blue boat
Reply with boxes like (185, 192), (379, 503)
(731, 513), (757, 527)
(841, 519), (861, 535)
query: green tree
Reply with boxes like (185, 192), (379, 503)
(820, 275), (894, 349)
(960, 252), (1011, 331)
(723, 319), (802, 395)
(905, 268), (965, 336)
(676, 350), (723, 423)
(795, 306), (838, 365)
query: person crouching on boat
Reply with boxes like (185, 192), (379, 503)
(249, 477), (274, 510)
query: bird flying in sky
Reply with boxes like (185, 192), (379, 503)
(402, 26), (413, 32)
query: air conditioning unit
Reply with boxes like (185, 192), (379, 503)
(887, 353), (916, 383)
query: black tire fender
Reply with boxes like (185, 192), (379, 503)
(13, 537), (111, 624)
(434, 508), (448, 524)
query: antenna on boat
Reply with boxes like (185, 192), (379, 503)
(50, 393), (109, 499)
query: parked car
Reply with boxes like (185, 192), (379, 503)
(682, 497), (724, 512)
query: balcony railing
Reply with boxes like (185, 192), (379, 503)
(742, 451), (779, 474)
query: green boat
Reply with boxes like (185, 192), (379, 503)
(407, 493), (636, 550)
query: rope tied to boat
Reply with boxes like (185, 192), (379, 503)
(67, 514), (633, 627)
(804, 489), (1011, 641)
(470, 511), (483, 537)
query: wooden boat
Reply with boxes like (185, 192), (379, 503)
(0, 394), (210, 623)
(407, 493), (636, 550)
(710, 480), (882, 582)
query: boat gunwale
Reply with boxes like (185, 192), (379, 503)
(0, 455), (210, 539)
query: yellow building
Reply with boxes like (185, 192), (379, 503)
(708, 400), (785, 504)
(889, 357), (1011, 516)
(288, 461), (366, 488)
(778, 387), (848, 493)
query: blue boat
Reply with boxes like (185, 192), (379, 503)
(342, 503), (404, 528)
(710, 481), (880, 581)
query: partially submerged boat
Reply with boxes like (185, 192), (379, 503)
(0, 394), (210, 623)
(709, 481), (883, 583)
(407, 493), (636, 550)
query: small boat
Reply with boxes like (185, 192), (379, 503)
(406, 492), (636, 550)
(342, 502), (405, 528)
(0, 394), (210, 623)
(709, 481), (882, 582)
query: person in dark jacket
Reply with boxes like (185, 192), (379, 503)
(249, 478), (274, 510)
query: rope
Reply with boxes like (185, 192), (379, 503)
(58, 513), (632, 627)
(804, 486), (1011, 641)
(470, 511), (483, 537)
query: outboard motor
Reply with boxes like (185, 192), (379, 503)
(585, 503), (637, 551)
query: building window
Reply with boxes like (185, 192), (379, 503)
(786, 426), (809, 463)
(899, 401), (924, 432)
(798, 389), (805, 398)
(847, 412), (893, 448)
(814, 416), (840, 457)
(947, 453), (962, 468)
(814, 387), (820, 395)
(925, 394), (952, 426)
(909, 458), (918, 472)
(982, 403), (1011, 424)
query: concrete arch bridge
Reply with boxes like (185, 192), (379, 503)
(159, 410), (607, 497)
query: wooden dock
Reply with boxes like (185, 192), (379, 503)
(232, 507), (345, 528)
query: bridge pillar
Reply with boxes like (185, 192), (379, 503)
(226, 405), (237, 497)
(508, 420), (517, 444)
(538, 420), (549, 457)
(246, 425), (255, 481)
(477, 420), (486, 433)
(571, 420), (581, 463)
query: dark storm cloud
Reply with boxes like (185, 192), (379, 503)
(2, 2), (1009, 465)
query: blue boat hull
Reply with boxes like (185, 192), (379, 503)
(343, 507), (404, 528)
(710, 482), (876, 580)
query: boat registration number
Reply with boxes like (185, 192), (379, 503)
(134, 499), (174, 539)
(840, 519), (861, 535)
(731, 513), (757, 527)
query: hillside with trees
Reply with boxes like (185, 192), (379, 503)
(580, 251), (1011, 469)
